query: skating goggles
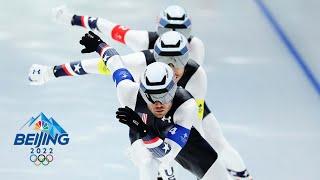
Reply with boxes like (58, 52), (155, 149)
(158, 18), (191, 38)
(158, 16), (191, 29)
(154, 46), (189, 69)
(140, 80), (177, 104)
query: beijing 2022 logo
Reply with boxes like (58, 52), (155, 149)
(13, 112), (70, 166)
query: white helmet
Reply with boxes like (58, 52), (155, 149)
(154, 31), (190, 68)
(140, 62), (177, 104)
(157, 5), (192, 38)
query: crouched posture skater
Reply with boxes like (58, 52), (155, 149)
(29, 31), (252, 179)
(52, 5), (253, 178)
(78, 31), (232, 180)
(29, 31), (232, 180)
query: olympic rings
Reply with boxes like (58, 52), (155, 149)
(29, 154), (37, 162)
(46, 154), (54, 162)
(34, 159), (41, 166)
(38, 154), (45, 162)
(29, 153), (54, 166)
(42, 158), (49, 166)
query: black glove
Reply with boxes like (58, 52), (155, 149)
(116, 106), (149, 137)
(79, 31), (105, 53)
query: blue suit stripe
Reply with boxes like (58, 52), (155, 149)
(112, 68), (134, 86)
(166, 124), (190, 148)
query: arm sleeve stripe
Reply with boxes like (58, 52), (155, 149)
(102, 48), (119, 62)
(97, 59), (111, 75)
(61, 64), (72, 76)
(142, 133), (172, 158)
(147, 142), (172, 158)
(70, 61), (88, 75)
(112, 68), (134, 86)
(96, 43), (119, 64)
(142, 133), (163, 148)
(71, 15), (82, 27)
(53, 65), (69, 77)
(144, 138), (163, 148)
(64, 63), (78, 76)
(111, 25), (130, 44)
(53, 61), (89, 77)
(196, 99), (205, 120)
(83, 16), (90, 29)
(71, 15), (98, 31)
(88, 17), (98, 30)
(97, 43), (109, 56)
(80, 16), (86, 28)
(143, 137), (160, 144)
(166, 124), (190, 148)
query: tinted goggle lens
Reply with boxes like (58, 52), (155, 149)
(159, 17), (191, 29)
(140, 81), (177, 104)
(159, 57), (186, 68)
(145, 93), (172, 104)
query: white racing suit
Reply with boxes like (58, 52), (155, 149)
(86, 43), (231, 179)
(48, 8), (252, 179)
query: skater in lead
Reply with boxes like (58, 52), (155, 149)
(52, 5), (253, 179)
(29, 30), (252, 179)
(76, 31), (233, 179)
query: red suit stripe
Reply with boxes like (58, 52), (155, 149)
(143, 137), (160, 144)
(81, 16), (86, 28)
(111, 25), (130, 44)
(62, 64), (72, 76)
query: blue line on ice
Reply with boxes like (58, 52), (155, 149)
(254, 0), (320, 96)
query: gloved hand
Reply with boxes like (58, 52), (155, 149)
(28, 64), (55, 85)
(116, 106), (150, 137)
(52, 5), (73, 25)
(79, 31), (105, 54)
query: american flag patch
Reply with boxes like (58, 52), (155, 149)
(138, 113), (148, 124)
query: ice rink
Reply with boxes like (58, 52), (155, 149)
(0, 0), (319, 179)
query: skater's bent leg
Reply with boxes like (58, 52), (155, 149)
(201, 155), (232, 180)
(202, 113), (252, 179)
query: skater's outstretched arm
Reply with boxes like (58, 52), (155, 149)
(53, 6), (154, 51)
(78, 31), (144, 108)
(28, 44), (148, 86)
(28, 51), (150, 85)
(28, 58), (109, 86)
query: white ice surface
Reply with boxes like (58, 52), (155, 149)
(0, 0), (319, 180)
